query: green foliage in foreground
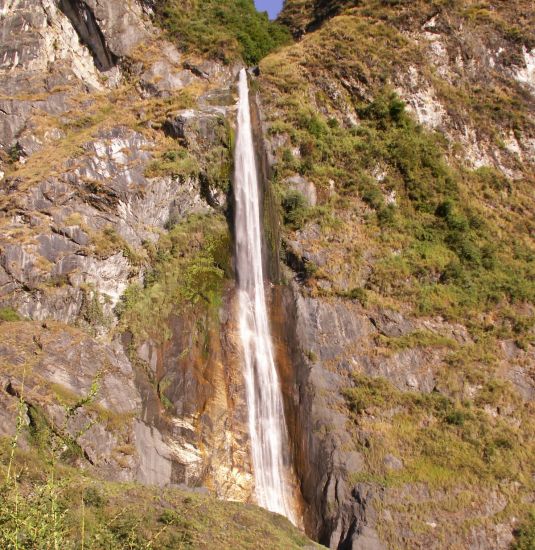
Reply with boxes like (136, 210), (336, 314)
(0, 365), (317, 549)
(0, 468), (314, 550)
(155, 0), (292, 65)
(117, 214), (232, 343)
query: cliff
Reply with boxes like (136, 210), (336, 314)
(261, 0), (535, 547)
(0, 0), (533, 548)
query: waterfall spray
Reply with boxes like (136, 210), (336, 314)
(234, 68), (296, 524)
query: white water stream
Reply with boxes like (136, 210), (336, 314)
(234, 68), (296, 524)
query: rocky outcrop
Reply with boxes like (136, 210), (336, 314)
(57, 0), (148, 69)
(1, 125), (197, 324)
(257, 5), (534, 540)
(0, 320), (141, 479)
(0, 0), (251, 508)
(57, 0), (119, 70)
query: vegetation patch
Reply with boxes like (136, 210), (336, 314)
(0, 308), (22, 322)
(259, 15), (535, 339)
(144, 148), (199, 180)
(513, 511), (535, 550)
(343, 373), (535, 530)
(117, 213), (232, 343)
(377, 329), (458, 350)
(155, 0), (292, 65)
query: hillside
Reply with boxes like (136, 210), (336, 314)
(259, 0), (535, 547)
(0, 0), (534, 548)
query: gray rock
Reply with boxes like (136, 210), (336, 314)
(0, 322), (142, 479)
(370, 309), (414, 338)
(383, 454), (403, 471)
(286, 175), (317, 207)
(139, 53), (200, 97)
(163, 108), (230, 147)
(351, 526), (387, 550)
(134, 421), (173, 486)
(55, 0), (147, 69)
(54, 225), (91, 246)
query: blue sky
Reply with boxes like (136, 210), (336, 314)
(254, 0), (283, 19)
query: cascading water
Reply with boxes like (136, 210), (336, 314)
(234, 68), (296, 524)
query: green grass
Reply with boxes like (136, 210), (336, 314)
(144, 148), (200, 180)
(342, 374), (535, 493)
(378, 329), (458, 350)
(0, 308), (22, 322)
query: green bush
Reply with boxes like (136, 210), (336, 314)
(145, 148), (199, 180)
(513, 511), (535, 550)
(156, 0), (292, 64)
(0, 308), (21, 322)
(117, 214), (231, 343)
(281, 189), (308, 229)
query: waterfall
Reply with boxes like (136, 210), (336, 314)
(234, 68), (296, 524)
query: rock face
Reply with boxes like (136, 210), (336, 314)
(0, 0), (251, 507)
(273, 285), (460, 547)
(263, 1), (535, 549)
(1, 1), (534, 549)
(0, 320), (141, 479)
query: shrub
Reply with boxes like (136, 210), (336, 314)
(83, 486), (106, 508)
(117, 214), (231, 343)
(281, 189), (308, 229)
(512, 512), (535, 550)
(444, 409), (469, 426)
(0, 308), (21, 322)
(145, 148), (199, 180)
(155, 0), (292, 65)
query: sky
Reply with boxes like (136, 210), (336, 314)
(254, 0), (284, 19)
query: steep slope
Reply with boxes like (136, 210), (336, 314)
(257, 0), (535, 548)
(0, 0), (317, 547)
(0, 0), (249, 497)
(0, 0), (534, 549)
